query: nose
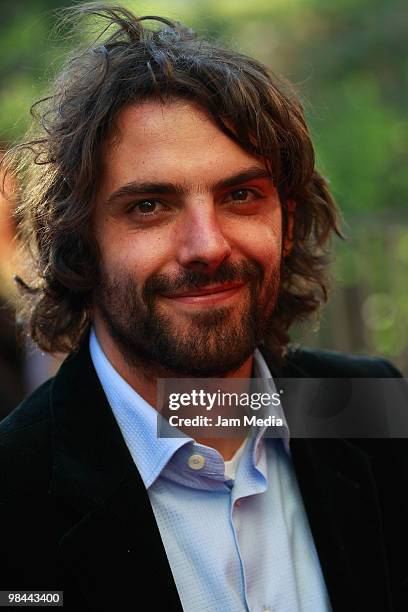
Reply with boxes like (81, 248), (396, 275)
(176, 201), (232, 273)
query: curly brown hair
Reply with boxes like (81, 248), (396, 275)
(2, 3), (343, 360)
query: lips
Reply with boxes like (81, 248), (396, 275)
(162, 282), (245, 298)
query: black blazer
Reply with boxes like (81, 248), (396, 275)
(1, 338), (407, 611)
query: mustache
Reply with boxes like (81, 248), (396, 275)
(142, 259), (264, 302)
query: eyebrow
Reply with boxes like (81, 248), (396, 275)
(104, 165), (273, 207)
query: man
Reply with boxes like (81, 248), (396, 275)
(1, 4), (407, 611)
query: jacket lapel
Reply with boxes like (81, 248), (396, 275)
(260, 344), (392, 611)
(49, 338), (183, 610)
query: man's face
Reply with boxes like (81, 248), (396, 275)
(93, 99), (284, 376)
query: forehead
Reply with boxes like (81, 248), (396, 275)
(100, 99), (266, 192)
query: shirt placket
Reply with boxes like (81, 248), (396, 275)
(229, 436), (269, 611)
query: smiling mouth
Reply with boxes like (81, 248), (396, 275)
(161, 282), (246, 305)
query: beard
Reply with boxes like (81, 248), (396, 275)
(94, 258), (280, 377)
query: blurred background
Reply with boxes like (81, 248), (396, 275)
(0, 0), (407, 417)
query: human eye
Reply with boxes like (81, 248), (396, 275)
(126, 199), (168, 218)
(223, 188), (263, 207)
(226, 189), (252, 202)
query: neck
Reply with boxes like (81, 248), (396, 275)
(93, 321), (253, 460)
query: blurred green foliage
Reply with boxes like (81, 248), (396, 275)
(0, 0), (407, 370)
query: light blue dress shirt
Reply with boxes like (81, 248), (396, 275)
(89, 328), (332, 612)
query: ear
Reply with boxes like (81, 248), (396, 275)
(282, 200), (296, 258)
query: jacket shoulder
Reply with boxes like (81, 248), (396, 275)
(0, 378), (54, 499)
(283, 346), (403, 378)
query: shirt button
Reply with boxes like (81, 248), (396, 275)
(188, 454), (206, 470)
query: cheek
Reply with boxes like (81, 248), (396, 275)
(225, 212), (283, 266)
(97, 222), (175, 282)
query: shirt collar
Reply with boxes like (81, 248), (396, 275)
(252, 347), (291, 455)
(89, 328), (192, 489)
(89, 328), (290, 490)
